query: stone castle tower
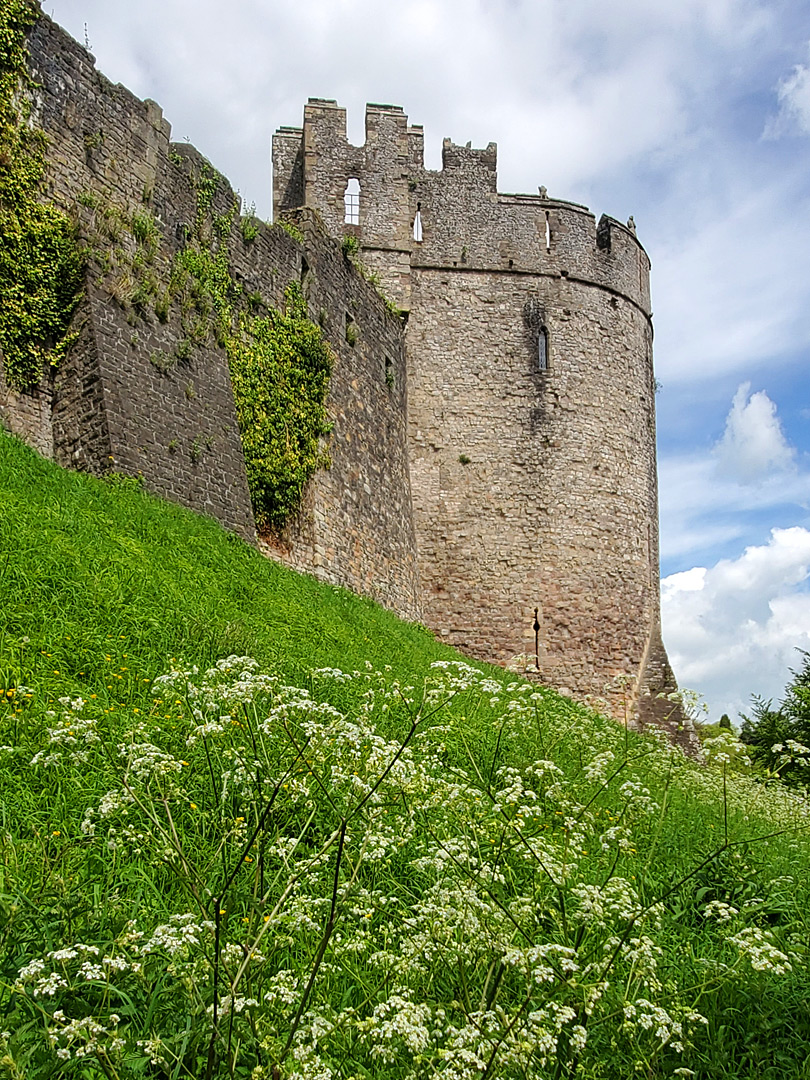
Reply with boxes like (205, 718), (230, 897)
(274, 100), (678, 726)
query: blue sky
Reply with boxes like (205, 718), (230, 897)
(46, 0), (810, 722)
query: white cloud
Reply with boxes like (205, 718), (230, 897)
(47, 0), (776, 213)
(714, 382), (795, 483)
(658, 382), (810, 565)
(766, 46), (810, 136)
(661, 527), (810, 721)
(650, 169), (810, 385)
(658, 449), (810, 565)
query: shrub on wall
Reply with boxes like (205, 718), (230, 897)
(229, 284), (332, 531)
(0, 0), (82, 390)
(168, 167), (333, 530)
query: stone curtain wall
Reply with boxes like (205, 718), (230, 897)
(243, 210), (421, 619)
(1, 10), (420, 618)
(16, 13), (256, 540)
(0, 359), (54, 458)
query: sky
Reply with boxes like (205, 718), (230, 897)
(46, 0), (810, 724)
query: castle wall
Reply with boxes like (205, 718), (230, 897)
(406, 266), (659, 717)
(3, 14), (681, 732)
(1, 10), (420, 618)
(18, 15), (256, 540)
(0, 362), (54, 459)
(236, 209), (421, 618)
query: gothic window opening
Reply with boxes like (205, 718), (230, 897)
(538, 327), (549, 371)
(413, 201), (423, 242)
(344, 177), (360, 225)
(544, 210), (551, 253)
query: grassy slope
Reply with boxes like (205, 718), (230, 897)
(0, 430), (473, 694)
(1, 430), (810, 1079)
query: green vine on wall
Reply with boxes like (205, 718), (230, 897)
(0, 0), (82, 390)
(80, 161), (331, 528)
(230, 284), (332, 531)
(169, 166), (333, 530)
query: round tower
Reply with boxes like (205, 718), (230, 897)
(273, 103), (684, 735)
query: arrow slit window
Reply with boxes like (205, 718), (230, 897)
(538, 327), (549, 371)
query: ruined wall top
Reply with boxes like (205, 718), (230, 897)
(273, 100), (652, 314)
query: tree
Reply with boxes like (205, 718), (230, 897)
(740, 651), (810, 786)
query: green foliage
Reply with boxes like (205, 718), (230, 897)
(276, 217), (304, 244)
(229, 284), (332, 530)
(2, 432), (810, 1079)
(240, 209), (260, 242)
(0, 0), (83, 390)
(741, 651), (810, 786)
(149, 349), (175, 374)
(194, 162), (220, 230)
(82, 196), (164, 325)
(167, 174), (333, 531)
(131, 209), (159, 250)
(341, 232), (359, 259)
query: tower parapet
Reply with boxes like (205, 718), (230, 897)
(274, 99), (416, 308)
(273, 112), (652, 315)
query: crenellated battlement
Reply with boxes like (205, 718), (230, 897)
(273, 101), (652, 315)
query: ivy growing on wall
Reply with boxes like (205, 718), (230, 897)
(229, 286), (332, 530)
(168, 165), (333, 531)
(0, 0), (82, 390)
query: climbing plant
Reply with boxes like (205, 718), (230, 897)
(168, 166), (333, 530)
(0, 0), (82, 390)
(229, 284), (332, 530)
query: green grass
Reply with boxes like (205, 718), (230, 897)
(1, 429), (810, 1080)
(0, 429), (468, 693)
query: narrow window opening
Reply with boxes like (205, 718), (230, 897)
(384, 356), (394, 389)
(345, 311), (357, 346)
(300, 256), (309, 284)
(544, 211), (551, 253)
(344, 177), (360, 225)
(538, 327), (549, 371)
(413, 201), (423, 242)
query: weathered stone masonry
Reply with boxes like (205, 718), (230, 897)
(1, 8), (683, 734)
(274, 99), (683, 734)
(1, 10), (420, 618)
